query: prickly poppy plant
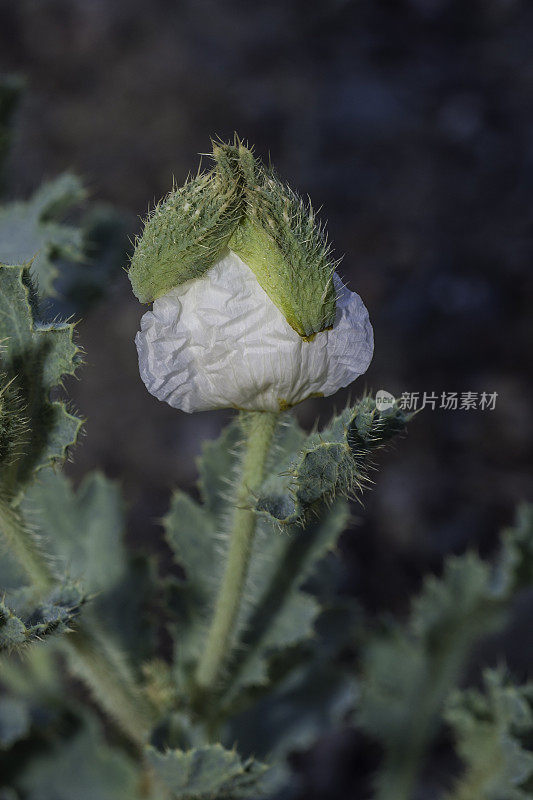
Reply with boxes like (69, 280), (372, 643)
(0, 121), (532, 800)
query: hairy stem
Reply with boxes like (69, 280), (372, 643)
(0, 494), (155, 746)
(66, 621), (156, 747)
(195, 410), (278, 691)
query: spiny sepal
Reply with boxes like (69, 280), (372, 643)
(0, 581), (86, 653)
(129, 137), (339, 338)
(129, 149), (245, 303)
(256, 396), (410, 526)
(226, 142), (337, 337)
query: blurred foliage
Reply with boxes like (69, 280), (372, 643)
(0, 582), (85, 654)
(0, 64), (532, 800)
(0, 174), (86, 296)
(358, 504), (533, 800)
(445, 669), (533, 800)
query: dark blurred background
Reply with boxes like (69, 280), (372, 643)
(1, 0), (532, 795)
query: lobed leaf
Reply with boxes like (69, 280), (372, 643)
(0, 264), (82, 495)
(0, 174), (86, 296)
(147, 743), (269, 799)
(357, 504), (533, 800)
(22, 468), (156, 660)
(445, 669), (533, 800)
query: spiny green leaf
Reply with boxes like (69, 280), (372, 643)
(0, 368), (27, 472)
(445, 669), (533, 800)
(22, 468), (156, 660)
(0, 264), (82, 495)
(197, 418), (243, 518)
(227, 603), (360, 763)
(0, 174), (86, 296)
(357, 507), (533, 800)
(166, 419), (245, 687)
(147, 743), (269, 799)
(497, 503), (533, 595)
(256, 397), (409, 526)
(0, 582), (85, 653)
(22, 469), (125, 595)
(165, 491), (220, 684)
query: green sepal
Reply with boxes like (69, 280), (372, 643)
(128, 153), (245, 303)
(129, 138), (339, 338)
(228, 158), (337, 337)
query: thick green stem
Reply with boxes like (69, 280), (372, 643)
(195, 410), (278, 691)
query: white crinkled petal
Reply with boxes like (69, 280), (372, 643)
(135, 251), (373, 413)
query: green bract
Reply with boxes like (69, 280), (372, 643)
(128, 139), (337, 338)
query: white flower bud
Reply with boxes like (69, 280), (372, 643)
(135, 251), (373, 413)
